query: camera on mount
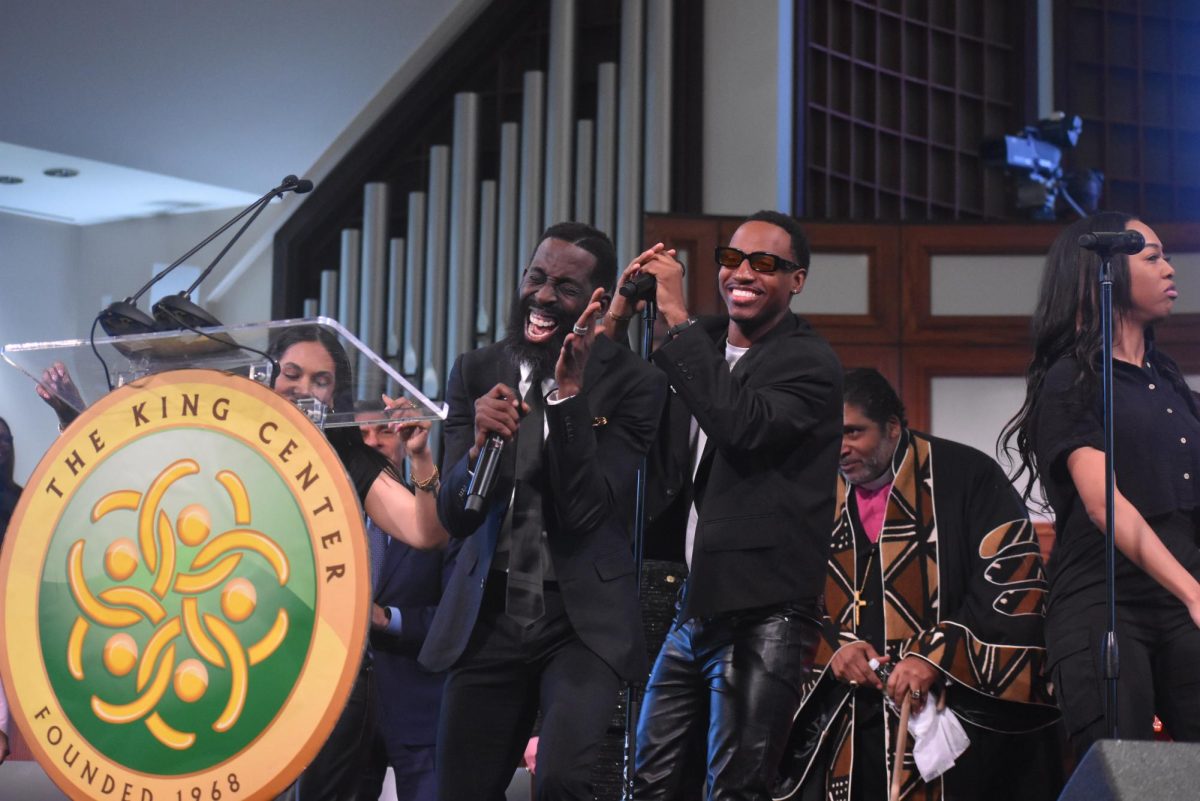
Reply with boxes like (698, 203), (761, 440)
(981, 112), (1102, 221)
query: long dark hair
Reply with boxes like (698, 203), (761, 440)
(269, 325), (400, 483)
(0, 416), (13, 488)
(999, 212), (1187, 501)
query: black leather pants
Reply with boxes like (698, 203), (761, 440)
(633, 600), (821, 801)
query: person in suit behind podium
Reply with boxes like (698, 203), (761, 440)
(353, 401), (460, 801)
(419, 222), (668, 801)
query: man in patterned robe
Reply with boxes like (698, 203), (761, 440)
(774, 369), (1060, 801)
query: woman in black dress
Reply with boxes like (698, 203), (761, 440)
(268, 324), (446, 550)
(1003, 211), (1200, 759)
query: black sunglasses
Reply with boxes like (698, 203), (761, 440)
(714, 246), (805, 274)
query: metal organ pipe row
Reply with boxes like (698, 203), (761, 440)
(299, 0), (669, 401)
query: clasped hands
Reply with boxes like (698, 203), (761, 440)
(829, 640), (941, 712)
(602, 243), (690, 336)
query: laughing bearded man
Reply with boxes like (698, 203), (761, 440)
(420, 222), (667, 801)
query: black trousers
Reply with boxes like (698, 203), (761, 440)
(358, 725), (438, 801)
(1046, 593), (1200, 760)
(279, 663), (375, 801)
(436, 577), (622, 801)
(847, 694), (1063, 801)
(633, 599), (822, 801)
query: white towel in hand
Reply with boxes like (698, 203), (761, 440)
(906, 701), (970, 781)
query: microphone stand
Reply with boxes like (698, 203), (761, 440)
(1098, 246), (1120, 740)
(99, 175), (308, 337)
(622, 295), (656, 801)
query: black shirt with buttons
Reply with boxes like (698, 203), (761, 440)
(1033, 351), (1200, 606)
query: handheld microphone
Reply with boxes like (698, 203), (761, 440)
(619, 272), (657, 301)
(464, 435), (505, 514)
(1078, 230), (1146, 255)
(99, 174), (314, 336)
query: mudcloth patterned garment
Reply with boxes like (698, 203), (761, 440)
(774, 430), (1059, 801)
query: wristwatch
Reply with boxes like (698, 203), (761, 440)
(667, 317), (697, 339)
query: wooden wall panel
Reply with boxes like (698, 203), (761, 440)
(900, 345), (1030, 433)
(900, 223), (1058, 345)
(830, 344), (901, 388)
(644, 214), (900, 342)
(641, 215), (1200, 432)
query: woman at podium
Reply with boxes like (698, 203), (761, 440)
(35, 325), (447, 552)
(269, 324), (447, 551)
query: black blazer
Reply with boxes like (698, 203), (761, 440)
(370, 534), (459, 750)
(647, 314), (842, 621)
(419, 335), (667, 681)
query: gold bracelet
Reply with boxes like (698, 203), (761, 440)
(607, 309), (633, 322)
(410, 465), (440, 493)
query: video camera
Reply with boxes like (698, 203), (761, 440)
(981, 112), (1101, 221)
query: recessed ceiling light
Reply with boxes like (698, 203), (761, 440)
(44, 167), (79, 178)
(0, 176), (23, 184)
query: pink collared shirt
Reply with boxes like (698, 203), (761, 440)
(853, 480), (892, 544)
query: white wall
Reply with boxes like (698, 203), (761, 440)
(0, 215), (82, 484)
(702, 0), (784, 215)
(74, 205), (282, 326)
(0, 203), (287, 485)
(0, 0), (496, 485)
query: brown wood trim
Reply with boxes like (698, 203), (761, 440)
(900, 344), (1031, 433)
(642, 214), (724, 316)
(830, 344), (901, 388)
(1033, 519), (1055, 565)
(643, 215), (901, 342)
(900, 223), (1060, 346)
(802, 222), (901, 344)
(900, 220), (1200, 347)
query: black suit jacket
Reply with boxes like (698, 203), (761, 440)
(419, 334), (667, 681)
(370, 531), (459, 752)
(647, 313), (842, 621)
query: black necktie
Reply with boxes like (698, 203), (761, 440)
(505, 381), (547, 626)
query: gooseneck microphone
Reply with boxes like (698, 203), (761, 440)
(153, 176), (314, 330)
(99, 174), (314, 336)
(464, 434), (505, 514)
(1078, 230), (1146, 255)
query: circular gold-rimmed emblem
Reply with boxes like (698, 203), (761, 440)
(0, 369), (369, 801)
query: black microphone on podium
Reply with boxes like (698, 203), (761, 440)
(464, 434), (505, 514)
(98, 174), (314, 337)
(1078, 230), (1146, 255)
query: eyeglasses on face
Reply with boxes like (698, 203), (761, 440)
(714, 246), (805, 274)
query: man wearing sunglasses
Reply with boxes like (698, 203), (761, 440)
(605, 210), (843, 800)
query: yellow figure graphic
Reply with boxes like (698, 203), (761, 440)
(65, 459), (291, 750)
